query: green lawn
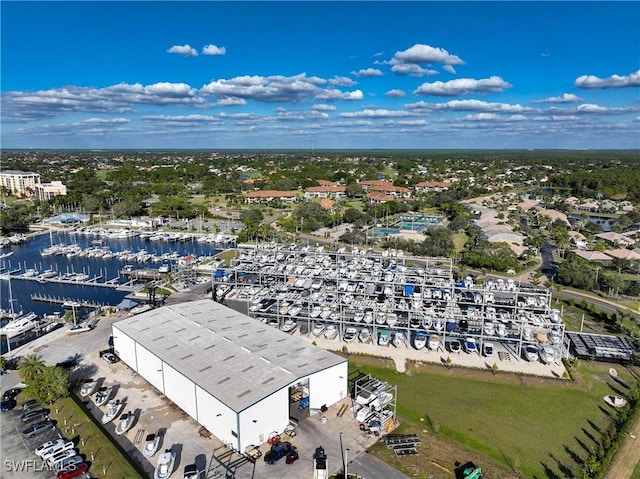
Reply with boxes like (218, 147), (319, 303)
(348, 355), (636, 479)
(48, 397), (143, 479)
(452, 233), (468, 253)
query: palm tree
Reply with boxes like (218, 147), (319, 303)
(18, 354), (46, 382)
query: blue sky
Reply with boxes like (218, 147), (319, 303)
(2, 1), (639, 149)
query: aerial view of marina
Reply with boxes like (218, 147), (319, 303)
(1, 2), (639, 479)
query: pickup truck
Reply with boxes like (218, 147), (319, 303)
(264, 442), (295, 465)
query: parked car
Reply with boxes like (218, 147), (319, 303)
(41, 441), (75, 462)
(23, 419), (54, 437)
(53, 455), (83, 472)
(2, 388), (21, 401)
(264, 442), (294, 465)
(36, 438), (68, 457)
(57, 462), (88, 479)
(0, 399), (13, 412)
(183, 463), (201, 479)
(22, 409), (49, 423)
(23, 399), (39, 411)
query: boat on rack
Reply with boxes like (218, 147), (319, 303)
(358, 327), (371, 343)
(0, 312), (40, 338)
(411, 331), (427, 350)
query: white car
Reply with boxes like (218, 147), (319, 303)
(35, 438), (66, 457)
(41, 441), (75, 461)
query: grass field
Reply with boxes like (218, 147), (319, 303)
(348, 355), (638, 479)
(48, 396), (143, 479)
(452, 233), (468, 253)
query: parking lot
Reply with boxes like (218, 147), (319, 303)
(1, 305), (390, 479)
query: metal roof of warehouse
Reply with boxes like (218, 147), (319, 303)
(113, 299), (346, 412)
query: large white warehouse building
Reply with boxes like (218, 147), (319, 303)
(112, 299), (348, 452)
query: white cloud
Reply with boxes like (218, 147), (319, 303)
(442, 65), (456, 74)
(413, 76), (512, 96)
(405, 99), (528, 113)
(575, 70), (640, 89)
(329, 76), (357, 87)
(464, 113), (499, 121)
(143, 114), (223, 123)
(201, 73), (325, 103)
(1, 82), (202, 122)
(311, 104), (337, 111)
(393, 44), (464, 66)
(167, 44), (198, 57)
(81, 118), (130, 125)
(576, 103), (634, 114)
(352, 68), (383, 78)
(342, 90), (364, 101)
(215, 97), (246, 106)
(385, 89), (406, 98)
(202, 44), (226, 56)
(534, 93), (582, 103)
(544, 104), (636, 115)
(340, 108), (412, 118)
(390, 63), (438, 77)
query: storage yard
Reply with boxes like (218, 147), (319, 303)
(214, 243), (567, 372)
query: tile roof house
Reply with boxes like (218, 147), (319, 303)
(303, 185), (347, 199)
(361, 180), (410, 198)
(245, 190), (298, 204)
(366, 192), (395, 204)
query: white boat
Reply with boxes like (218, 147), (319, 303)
(324, 325), (338, 340)
(604, 395), (628, 408)
(539, 345), (556, 364)
(483, 321), (495, 336)
(343, 327), (358, 343)
(428, 334), (440, 350)
(80, 380), (98, 398)
(154, 450), (176, 479)
(310, 306), (322, 318)
(392, 331), (406, 348)
(495, 323), (507, 337)
(386, 313), (398, 327)
(94, 386), (113, 407)
(378, 330), (390, 346)
(523, 345), (539, 362)
(101, 399), (124, 424)
(433, 318), (444, 331)
(312, 322), (325, 337)
(547, 328), (562, 344)
(358, 328), (372, 343)
(143, 433), (161, 458)
(115, 411), (135, 435)
(412, 331), (427, 350)
(0, 313), (39, 338)
(422, 315), (433, 329)
(67, 323), (93, 334)
(129, 303), (153, 316)
(280, 319), (297, 334)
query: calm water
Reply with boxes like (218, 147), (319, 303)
(0, 230), (222, 319)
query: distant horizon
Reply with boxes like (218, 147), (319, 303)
(2, 2), (639, 149)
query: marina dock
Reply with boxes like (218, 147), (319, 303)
(30, 293), (108, 309)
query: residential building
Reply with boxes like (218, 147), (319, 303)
(414, 181), (452, 192)
(34, 181), (67, 201)
(0, 170), (41, 197)
(245, 190), (297, 204)
(304, 185), (347, 200)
